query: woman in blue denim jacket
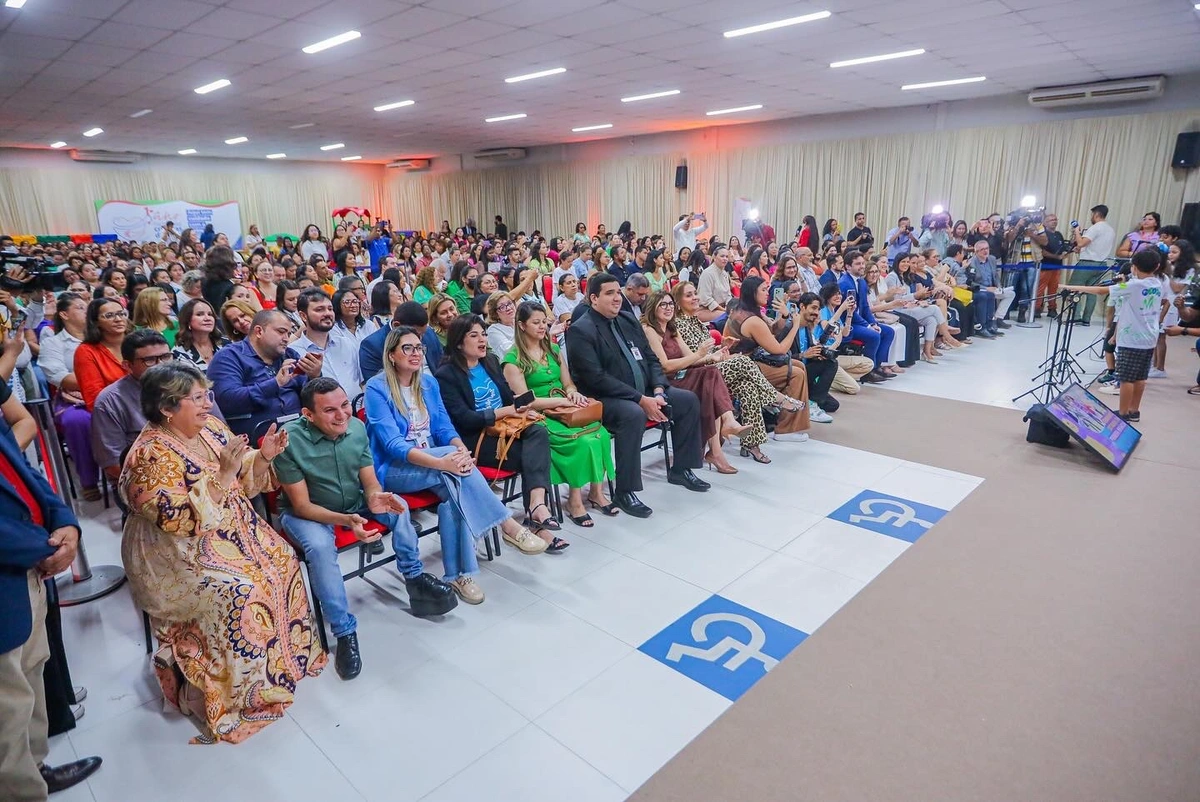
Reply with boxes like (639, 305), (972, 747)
(364, 327), (543, 605)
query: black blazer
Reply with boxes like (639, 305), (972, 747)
(565, 306), (667, 403)
(434, 356), (515, 445)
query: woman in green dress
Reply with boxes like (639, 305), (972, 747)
(502, 301), (617, 527)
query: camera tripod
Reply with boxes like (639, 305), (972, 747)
(1013, 290), (1088, 406)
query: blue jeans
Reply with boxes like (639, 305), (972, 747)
(279, 507), (421, 638)
(383, 445), (511, 581)
(1005, 263), (1036, 317)
(849, 323), (896, 369)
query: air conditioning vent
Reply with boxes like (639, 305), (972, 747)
(1028, 75), (1165, 109)
(69, 150), (141, 164)
(386, 159), (430, 170)
(472, 148), (526, 163)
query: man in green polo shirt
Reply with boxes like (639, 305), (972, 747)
(275, 377), (457, 680)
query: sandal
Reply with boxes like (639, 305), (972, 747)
(587, 498), (621, 516)
(525, 502), (561, 533)
(545, 537), (570, 553)
(740, 446), (771, 464)
(566, 511), (595, 528)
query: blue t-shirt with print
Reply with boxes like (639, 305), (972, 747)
(469, 364), (503, 411)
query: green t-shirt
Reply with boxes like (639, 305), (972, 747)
(273, 416), (372, 514)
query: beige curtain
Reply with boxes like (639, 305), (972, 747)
(385, 108), (1198, 242)
(3, 108), (1196, 241)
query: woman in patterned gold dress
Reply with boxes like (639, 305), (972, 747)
(120, 362), (325, 744)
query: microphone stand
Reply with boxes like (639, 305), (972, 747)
(1013, 290), (1086, 406)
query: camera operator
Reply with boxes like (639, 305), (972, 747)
(846, 212), (874, 251)
(785, 288), (841, 415)
(885, 216), (919, 264)
(1003, 210), (1047, 323)
(1034, 214), (1069, 319)
(918, 212), (952, 258)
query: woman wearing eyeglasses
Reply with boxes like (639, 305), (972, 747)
(121, 361), (324, 743)
(484, 291), (518, 358)
(73, 298), (128, 411)
(365, 327), (544, 604)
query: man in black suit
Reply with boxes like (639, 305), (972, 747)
(565, 272), (709, 518)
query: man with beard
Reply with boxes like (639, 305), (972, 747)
(294, 289), (362, 397)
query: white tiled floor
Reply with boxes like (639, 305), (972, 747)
(48, 332), (1017, 801)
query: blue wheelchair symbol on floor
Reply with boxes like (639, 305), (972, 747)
(828, 490), (946, 543)
(640, 595), (807, 701)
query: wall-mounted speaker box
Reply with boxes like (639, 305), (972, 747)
(1171, 132), (1200, 168)
(674, 165), (688, 189)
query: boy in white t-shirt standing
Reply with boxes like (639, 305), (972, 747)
(1063, 249), (1166, 422)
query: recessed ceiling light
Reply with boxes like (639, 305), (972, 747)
(50, 141), (67, 149)
(830, 48), (925, 68)
(484, 113), (526, 123)
(302, 30), (361, 54)
(901, 76), (986, 90)
(572, 123), (613, 132)
(319, 142), (345, 151)
(288, 123), (315, 129)
(82, 127), (103, 137)
(129, 108), (153, 118)
(178, 148), (197, 155)
(620, 89), (680, 103)
(194, 79), (231, 95)
(723, 11), (830, 38)
(224, 136), (248, 145)
(706, 104), (764, 116)
(5, 0), (28, 8)
(266, 153), (287, 159)
(341, 155), (362, 161)
(504, 67), (566, 84)
(374, 100), (415, 112)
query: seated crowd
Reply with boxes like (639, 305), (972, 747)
(3, 203), (1196, 752)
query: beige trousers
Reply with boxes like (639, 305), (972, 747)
(0, 571), (50, 802)
(833, 355), (874, 394)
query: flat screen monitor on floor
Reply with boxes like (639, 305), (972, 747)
(1045, 382), (1141, 471)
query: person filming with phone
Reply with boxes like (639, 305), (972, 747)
(672, 212), (709, 254)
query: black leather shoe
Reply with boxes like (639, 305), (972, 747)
(668, 469), (711, 492)
(860, 370), (887, 384)
(405, 573), (458, 617)
(1016, 307), (1028, 323)
(975, 328), (995, 339)
(40, 757), (102, 793)
(368, 539), (386, 555)
(996, 319), (1012, 329)
(615, 492), (652, 518)
(335, 632), (362, 680)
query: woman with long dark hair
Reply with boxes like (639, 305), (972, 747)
(797, 215), (820, 251)
(172, 299), (227, 373)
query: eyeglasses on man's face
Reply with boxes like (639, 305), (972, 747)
(135, 352), (172, 366)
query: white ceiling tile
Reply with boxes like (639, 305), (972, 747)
(112, 0), (221, 30)
(10, 0), (129, 21)
(84, 22), (173, 49)
(6, 11), (100, 41)
(0, 32), (75, 59)
(57, 42), (133, 68)
(370, 6), (470, 38)
(292, 0), (414, 27)
(117, 51), (198, 75)
(192, 7), (291, 38)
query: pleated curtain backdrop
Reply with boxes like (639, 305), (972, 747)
(2, 108), (1196, 240)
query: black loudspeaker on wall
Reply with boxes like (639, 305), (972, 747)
(1171, 132), (1200, 168)
(1181, 202), (1200, 244)
(674, 165), (688, 189)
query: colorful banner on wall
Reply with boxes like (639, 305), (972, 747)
(94, 200), (242, 245)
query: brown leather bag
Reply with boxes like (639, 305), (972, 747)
(546, 388), (603, 428)
(474, 412), (543, 475)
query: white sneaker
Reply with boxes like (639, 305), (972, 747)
(808, 402), (833, 424)
(771, 431), (809, 442)
(1148, 368), (1167, 379)
(1097, 382), (1120, 395)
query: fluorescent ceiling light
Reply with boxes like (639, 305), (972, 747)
(129, 108), (153, 118)
(266, 153), (287, 159)
(50, 141), (67, 149)
(5, 0), (29, 8)
(723, 11), (830, 38)
(902, 76), (986, 90)
(82, 127), (103, 137)
(706, 104), (763, 116)
(341, 155), (362, 161)
(620, 89), (679, 103)
(319, 142), (345, 151)
(224, 136), (248, 144)
(289, 122), (315, 129)
(302, 30), (361, 54)
(484, 113), (526, 122)
(194, 78), (231, 95)
(374, 100), (415, 112)
(830, 48), (925, 68)
(504, 67), (566, 83)
(178, 148), (197, 155)
(572, 123), (613, 132)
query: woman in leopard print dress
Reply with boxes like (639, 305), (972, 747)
(671, 282), (802, 464)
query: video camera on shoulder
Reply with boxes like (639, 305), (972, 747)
(0, 254), (68, 292)
(1006, 205), (1045, 227)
